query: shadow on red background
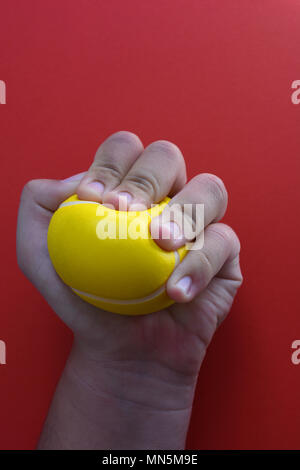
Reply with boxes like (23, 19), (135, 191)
(0, 0), (300, 449)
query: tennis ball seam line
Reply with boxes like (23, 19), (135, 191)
(71, 251), (180, 304)
(58, 199), (167, 214)
(59, 200), (99, 209)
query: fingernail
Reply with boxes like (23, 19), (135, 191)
(175, 276), (192, 295)
(161, 221), (182, 240)
(88, 181), (105, 196)
(118, 192), (132, 203)
(118, 192), (132, 210)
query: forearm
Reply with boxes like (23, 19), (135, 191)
(37, 340), (197, 450)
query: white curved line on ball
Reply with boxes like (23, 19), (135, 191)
(72, 251), (180, 305)
(59, 200), (100, 209)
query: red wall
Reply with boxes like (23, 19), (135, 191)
(1, 0), (300, 449)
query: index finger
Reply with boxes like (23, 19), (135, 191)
(77, 131), (144, 202)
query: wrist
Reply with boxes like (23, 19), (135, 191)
(63, 339), (198, 449)
(39, 336), (199, 449)
(72, 338), (197, 407)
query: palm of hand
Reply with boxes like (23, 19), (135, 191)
(17, 182), (240, 380)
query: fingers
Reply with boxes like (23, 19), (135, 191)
(150, 173), (228, 251)
(166, 223), (242, 303)
(77, 131), (186, 210)
(102, 140), (187, 210)
(76, 131), (144, 202)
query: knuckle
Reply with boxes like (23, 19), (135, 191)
(20, 179), (40, 201)
(124, 172), (159, 198)
(147, 140), (183, 162)
(90, 132), (144, 184)
(90, 161), (124, 182)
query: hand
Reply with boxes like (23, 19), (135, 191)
(17, 131), (242, 449)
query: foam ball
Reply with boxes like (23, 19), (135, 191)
(47, 195), (187, 315)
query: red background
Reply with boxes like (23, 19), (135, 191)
(1, 0), (300, 449)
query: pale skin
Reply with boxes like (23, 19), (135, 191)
(16, 131), (242, 450)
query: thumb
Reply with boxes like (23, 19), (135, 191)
(20, 172), (87, 213)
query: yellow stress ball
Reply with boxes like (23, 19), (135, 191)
(47, 195), (187, 315)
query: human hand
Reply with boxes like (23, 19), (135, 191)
(17, 131), (242, 449)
